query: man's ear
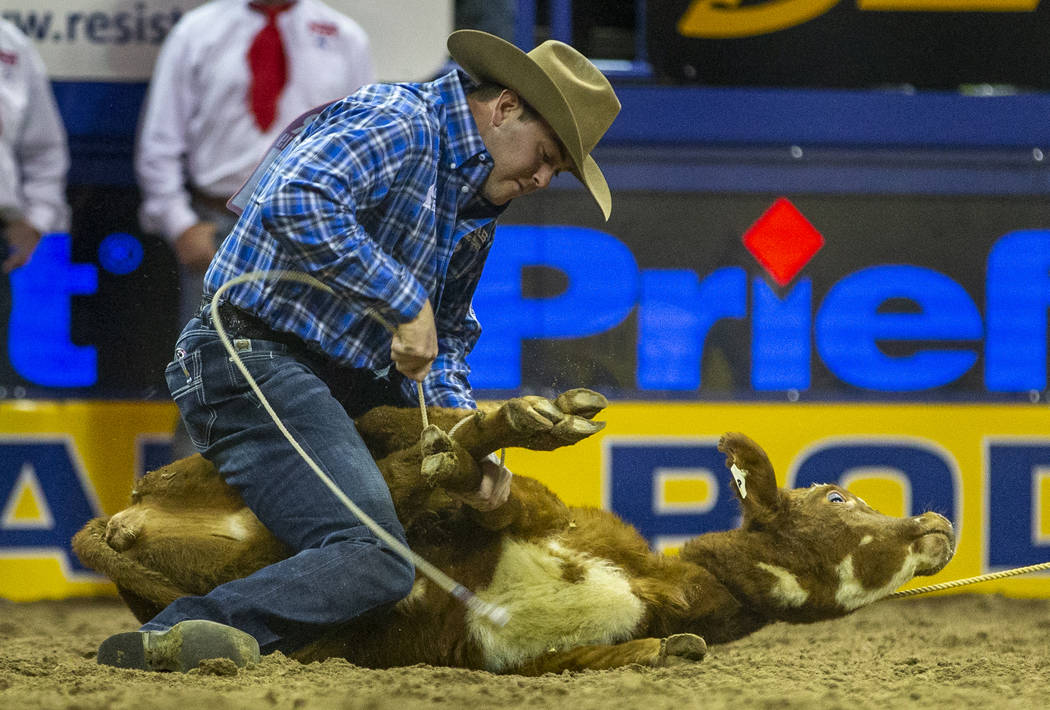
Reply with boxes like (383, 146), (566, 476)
(491, 89), (522, 127)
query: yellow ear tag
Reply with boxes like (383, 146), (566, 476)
(730, 463), (748, 499)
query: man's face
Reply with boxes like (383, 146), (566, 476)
(478, 92), (572, 206)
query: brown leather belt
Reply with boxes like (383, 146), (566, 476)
(197, 299), (415, 417)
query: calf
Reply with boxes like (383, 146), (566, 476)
(72, 389), (955, 674)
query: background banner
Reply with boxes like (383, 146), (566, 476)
(3, 400), (1048, 599)
(5, 191), (1050, 400)
(0, 0), (452, 81)
(648, 0), (1050, 88)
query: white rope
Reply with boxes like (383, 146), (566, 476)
(210, 270), (509, 627)
(888, 561), (1050, 599)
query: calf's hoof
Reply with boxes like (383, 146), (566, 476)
(420, 424), (453, 456)
(105, 518), (138, 552)
(501, 391), (608, 450)
(656, 633), (707, 667)
(553, 388), (608, 419)
(97, 619), (259, 672)
(420, 425), (463, 485)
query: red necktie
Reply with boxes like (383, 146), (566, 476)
(247, 2), (295, 131)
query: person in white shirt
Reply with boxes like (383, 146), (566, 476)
(0, 18), (71, 273)
(135, 0), (375, 328)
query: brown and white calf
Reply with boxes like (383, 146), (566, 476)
(72, 389), (955, 674)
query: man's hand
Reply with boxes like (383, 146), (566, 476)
(391, 300), (438, 381)
(174, 221), (218, 272)
(2, 219), (42, 273)
(457, 453), (513, 512)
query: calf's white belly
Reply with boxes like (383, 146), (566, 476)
(466, 537), (645, 671)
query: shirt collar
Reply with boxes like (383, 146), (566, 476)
(434, 70), (491, 173)
(244, 0), (297, 8)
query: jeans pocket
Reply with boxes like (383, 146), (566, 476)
(165, 348), (215, 451)
(224, 343), (288, 410)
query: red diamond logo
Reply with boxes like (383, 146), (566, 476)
(742, 198), (824, 287)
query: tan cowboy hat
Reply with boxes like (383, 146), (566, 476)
(447, 30), (620, 220)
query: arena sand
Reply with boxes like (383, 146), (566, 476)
(1, 593), (1048, 709)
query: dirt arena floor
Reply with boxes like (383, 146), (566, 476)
(2, 593), (1048, 709)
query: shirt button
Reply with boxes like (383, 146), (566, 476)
(450, 162), (457, 169)
(460, 185), (470, 193)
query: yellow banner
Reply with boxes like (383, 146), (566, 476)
(678, 0), (842, 39)
(858, 0), (1037, 10)
(0, 400), (178, 600)
(678, 0), (1040, 38)
(2, 400), (1049, 600)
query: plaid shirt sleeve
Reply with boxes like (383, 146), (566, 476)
(414, 230), (494, 409)
(255, 99), (434, 327)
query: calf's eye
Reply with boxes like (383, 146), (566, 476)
(827, 491), (846, 503)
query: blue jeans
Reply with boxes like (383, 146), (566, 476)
(148, 317), (416, 654)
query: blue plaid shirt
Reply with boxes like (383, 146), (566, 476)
(203, 70), (503, 408)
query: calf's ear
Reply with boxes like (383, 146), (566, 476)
(717, 432), (784, 526)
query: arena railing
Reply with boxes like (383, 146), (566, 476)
(513, 0), (653, 79)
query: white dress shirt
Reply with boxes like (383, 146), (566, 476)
(0, 19), (70, 233)
(135, 0), (375, 242)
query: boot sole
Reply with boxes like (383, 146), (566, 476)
(97, 619), (260, 672)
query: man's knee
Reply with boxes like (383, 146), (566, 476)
(325, 530), (416, 605)
(382, 546), (417, 602)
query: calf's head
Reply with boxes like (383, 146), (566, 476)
(681, 432), (955, 624)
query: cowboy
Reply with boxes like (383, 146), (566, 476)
(95, 30), (620, 671)
(135, 0), (375, 386)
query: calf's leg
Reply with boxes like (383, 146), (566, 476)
(451, 389), (608, 460)
(409, 423), (572, 535)
(72, 518), (187, 622)
(509, 634), (707, 675)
